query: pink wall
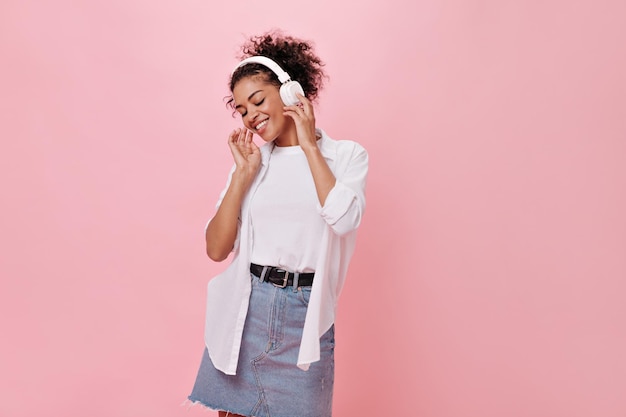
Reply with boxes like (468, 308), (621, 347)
(1, 0), (625, 416)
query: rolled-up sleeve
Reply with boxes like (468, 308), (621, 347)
(317, 144), (368, 236)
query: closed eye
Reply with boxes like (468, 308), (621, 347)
(239, 98), (265, 118)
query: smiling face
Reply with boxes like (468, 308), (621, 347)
(232, 75), (297, 146)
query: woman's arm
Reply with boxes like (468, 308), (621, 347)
(302, 144), (336, 206)
(205, 129), (260, 261)
(316, 144), (368, 236)
(284, 93), (336, 206)
(284, 94), (368, 236)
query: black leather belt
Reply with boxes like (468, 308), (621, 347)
(250, 263), (315, 288)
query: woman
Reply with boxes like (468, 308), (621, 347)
(188, 31), (368, 417)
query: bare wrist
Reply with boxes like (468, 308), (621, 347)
(232, 168), (256, 187)
(303, 145), (323, 160)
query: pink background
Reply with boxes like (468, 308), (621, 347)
(1, 0), (625, 416)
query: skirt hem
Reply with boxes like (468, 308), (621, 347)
(182, 397), (253, 417)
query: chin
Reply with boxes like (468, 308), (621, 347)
(263, 133), (279, 143)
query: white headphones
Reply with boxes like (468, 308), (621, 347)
(233, 56), (305, 106)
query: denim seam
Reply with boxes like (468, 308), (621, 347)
(250, 357), (270, 417)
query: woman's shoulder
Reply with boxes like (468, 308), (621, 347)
(318, 129), (367, 156)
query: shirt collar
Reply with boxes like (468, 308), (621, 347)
(260, 128), (336, 165)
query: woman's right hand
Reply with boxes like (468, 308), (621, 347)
(205, 129), (260, 261)
(228, 128), (261, 179)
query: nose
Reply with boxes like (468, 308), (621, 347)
(248, 108), (259, 123)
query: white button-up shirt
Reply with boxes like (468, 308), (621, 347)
(204, 129), (368, 374)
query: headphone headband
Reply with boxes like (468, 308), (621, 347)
(232, 55), (304, 106)
(233, 56), (292, 84)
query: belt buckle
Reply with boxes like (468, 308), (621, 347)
(272, 269), (289, 288)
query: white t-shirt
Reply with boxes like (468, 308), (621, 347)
(204, 129), (368, 374)
(250, 145), (324, 272)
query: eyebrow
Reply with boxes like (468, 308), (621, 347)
(234, 90), (263, 109)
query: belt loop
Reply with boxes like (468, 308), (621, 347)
(260, 265), (269, 282)
(292, 272), (299, 292)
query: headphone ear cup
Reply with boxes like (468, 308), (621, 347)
(280, 81), (305, 106)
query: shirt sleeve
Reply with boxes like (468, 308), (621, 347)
(317, 143), (368, 236)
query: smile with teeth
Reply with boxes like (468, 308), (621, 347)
(255, 119), (268, 131)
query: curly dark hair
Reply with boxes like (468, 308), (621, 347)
(226, 30), (327, 109)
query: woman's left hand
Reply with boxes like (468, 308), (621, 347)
(283, 93), (318, 150)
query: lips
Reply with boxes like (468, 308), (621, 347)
(254, 119), (268, 132)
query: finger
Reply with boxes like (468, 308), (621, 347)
(295, 92), (309, 106)
(283, 105), (304, 115)
(296, 93), (314, 115)
(295, 93), (308, 105)
(229, 131), (244, 155)
(282, 109), (298, 120)
(249, 138), (260, 152)
(283, 108), (308, 123)
(233, 129), (243, 147)
(228, 128), (240, 143)
(241, 130), (252, 150)
(238, 128), (247, 143)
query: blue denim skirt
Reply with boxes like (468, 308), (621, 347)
(188, 273), (335, 417)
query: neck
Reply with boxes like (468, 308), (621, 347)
(274, 122), (299, 147)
